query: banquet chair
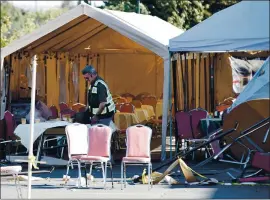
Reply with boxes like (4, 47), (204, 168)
(119, 103), (135, 113)
(175, 110), (210, 160)
(59, 102), (69, 112)
(141, 96), (157, 111)
(115, 103), (123, 112)
(121, 93), (135, 103)
(49, 105), (58, 119)
(65, 123), (88, 187)
(114, 97), (127, 104)
(80, 124), (114, 189)
(60, 109), (76, 119)
(134, 92), (151, 100)
(131, 100), (142, 109)
(3, 111), (23, 156)
(121, 125), (152, 190)
(189, 108), (208, 139)
(72, 103), (86, 113)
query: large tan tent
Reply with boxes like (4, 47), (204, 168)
(0, 3), (183, 160)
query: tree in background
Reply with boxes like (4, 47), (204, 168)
(1, 0), (241, 48)
(103, 0), (240, 30)
(1, 1), (68, 48)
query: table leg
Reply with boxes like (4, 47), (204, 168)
(36, 134), (45, 167)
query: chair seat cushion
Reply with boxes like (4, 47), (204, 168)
(79, 156), (110, 162)
(122, 156), (150, 163)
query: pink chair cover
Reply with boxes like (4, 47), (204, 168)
(175, 111), (193, 139)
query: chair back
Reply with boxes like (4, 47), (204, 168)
(175, 111), (193, 139)
(87, 124), (112, 158)
(114, 97), (127, 104)
(141, 96), (157, 110)
(50, 105), (58, 119)
(115, 103), (123, 111)
(60, 109), (76, 118)
(208, 130), (223, 158)
(120, 103), (135, 113)
(131, 100), (142, 109)
(126, 125), (152, 158)
(4, 111), (17, 140)
(65, 123), (88, 159)
(72, 103), (86, 112)
(189, 109), (208, 139)
(121, 93), (135, 103)
(252, 152), (270, 172)
(59, 102), (69, 112)
(135, 92), (150, 100)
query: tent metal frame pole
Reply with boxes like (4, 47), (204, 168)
(6, 55), (12, 111)
(67, 27), (109, 51)
(211, 54), (216, 113)
(46, 24), (105, 51)
(180, 53), (185, 111)
(204, 55), (207, 111)
(198, 53), (201, 107)
(191, 53), (195, 109)
(184, 53), (189, 111)
(28, 17), (90, 51)
(208, 53), (212, 112)
(171, 53), (178, 151)
(56, 24), (106, 51)
(44, 56), (47, 104)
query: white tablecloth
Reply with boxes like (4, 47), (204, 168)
(14, 121), (71, 150)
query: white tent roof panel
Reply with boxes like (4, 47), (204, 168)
(1, 3), (183, 59)
(169, 1), (270, 52)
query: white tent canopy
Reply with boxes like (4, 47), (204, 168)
(228, 57), (269, 113)
(0, 3), (184, 163)
(169, 1), (270, 52)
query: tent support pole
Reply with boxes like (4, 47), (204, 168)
(208, 54), (212, 112)
(204, 55), (207, 111)
(172, 53), (178, 153)
(27, 55), (37, 199)
(211, 54), (216, 113)
(184, 53), (188, 111)
(180, 53), (185, 111)
(6, 55), (12, 111)
(198, 53), (201, 107)
(192, 53), (195, 109)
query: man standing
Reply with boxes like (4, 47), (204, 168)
(82, 65), (115, 126)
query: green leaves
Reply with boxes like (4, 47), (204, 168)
(103, 0), (240, 30)
(0, 2), (67, 48)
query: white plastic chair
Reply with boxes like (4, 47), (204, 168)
(80, 124), (114, 189)
(65, 123), (88, 187)
(121, 124), (153, 190)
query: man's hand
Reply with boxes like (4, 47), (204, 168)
(91, 115), (99, 124)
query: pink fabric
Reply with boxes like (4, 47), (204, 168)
(239, 176), (270, 182)
(189, 110), (207, 139)
(50, 105), (58, 119)
(175, 111), (193, 139)
(4, 111), (17, 140)
(252, 152), (270, 172)
(59, 102), (69, 112)
(79, 156), (110, 162)
(126, 125), (151, 158)
(61, 109), (76, 118)
(36, 101), (52, 120)
(123, 156), (150, 163)
(120, 103), (135, 113)
(87, 125), (112, 157)
(65, 123), (88, 158)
